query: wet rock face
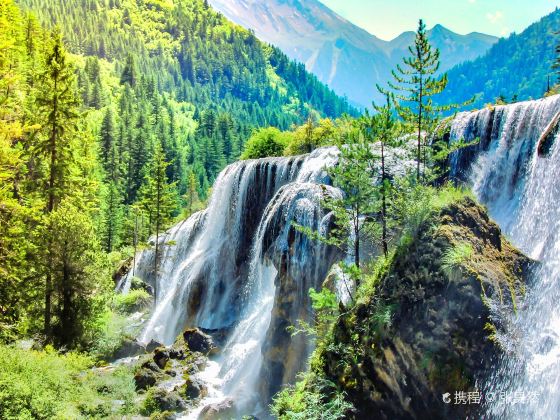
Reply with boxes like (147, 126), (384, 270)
(259, 184), (345, 402)
(323, 198), (533, 419)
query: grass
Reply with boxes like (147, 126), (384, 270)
(0, 345), (137, 419)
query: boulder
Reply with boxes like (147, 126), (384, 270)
(134, 367), (158, 391)
(199, 398), (235, 419)
(183, 376), (208, 399)
(153, 347), (170, 369)
(182, 328), (216, 354)
(112, 338), (146, 359)
(150, 388), (187, 412)
(145, 339), (163, 353)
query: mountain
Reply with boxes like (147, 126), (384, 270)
(208, 0), (498, 107)
(443, 8), (560, 108)
(15, 0), (356, 193)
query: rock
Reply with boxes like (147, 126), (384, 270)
(145, 339), (162, 353)
(183, 376), (208, 399)
(134, 367), (158, 391)
(150, 388), (187, 412)
(199, 325), (235, 347)
(168, 347), (187, 361)
(322, 197), (533, 419)
(142, 360), (162, 372)
(131, 276), (154, 295)
(199, 398), (235, 419)
(112, 338), (146, 359)
(182, 328), (216, 354)
(153, 347), (170, 369)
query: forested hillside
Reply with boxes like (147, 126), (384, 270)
(0, 0), (354, 349)
(16, 0), (355, 191)
(443, 7), (560, 107)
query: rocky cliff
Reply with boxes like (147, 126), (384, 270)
(322, 197), (533, 419)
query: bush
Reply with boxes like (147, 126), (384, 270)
(271, 373), (352, 420)
(240, 127), (292, 159)
(0, 345), (137, 419)
(89, 309), (131, 361)
(114, 289), (151, 313)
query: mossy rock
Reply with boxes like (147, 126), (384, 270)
(322, 197), (534, 419)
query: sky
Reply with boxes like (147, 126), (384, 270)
(319, 0), (560, 40)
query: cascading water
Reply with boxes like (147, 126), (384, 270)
(449, 95), (560, 419)
(121, 147), (343, 417)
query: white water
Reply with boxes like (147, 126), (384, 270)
(123, 147), (342, 417)
(450, 95), (560, 419)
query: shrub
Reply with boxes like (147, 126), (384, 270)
(271, 373), (352, 420)
(240, 127), (292, 159)
(441, 242), (474, 279)
(114, 289), (151, 313)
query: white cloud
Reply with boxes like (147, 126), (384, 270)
(486, 11), (504, 24)
(468, 0), (476, 3)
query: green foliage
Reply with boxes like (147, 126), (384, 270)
(114, 289), (151, 314)
(43, 199), (113, 348)
(0, 345), (137, 419)
(270, 373), (352, 420)
(441, 242), (474, 278)
(444, 9), (560, 107)
(88, 309), (131, 361)
(240, 127), (292, 159)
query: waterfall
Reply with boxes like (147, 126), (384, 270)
(123, 147), (343, 417)
(449, 95), (560, 419)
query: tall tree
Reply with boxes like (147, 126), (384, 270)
(362, 94), (401, 256)
(34, 28), (80, 338)
(139, 141), (178, 287)
(327, 126), (379, 271)
(385, 19), (448, 182)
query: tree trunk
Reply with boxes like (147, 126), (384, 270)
(417, 76), (424, 182)
(61, 256), (72, 345)
(381, 142), (388, 257)
(45, 75), (58, 339)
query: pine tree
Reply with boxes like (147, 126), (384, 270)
(362, 94), (401, 256)
(139, 141), (178, 286)
(34, 28), (80, 338)
(45, 199), (109, 347)
(100, 106), (115, 169)
(120, 53), (137, 86)
(384, 19), (448, 182)
(553, 31), (560, 84)
(185, 170), (199, 216)
(327, 126), (379, 271)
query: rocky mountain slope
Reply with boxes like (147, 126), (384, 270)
(209, 0), (497, 107)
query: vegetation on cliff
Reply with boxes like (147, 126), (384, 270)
(272, 191), (531, 419)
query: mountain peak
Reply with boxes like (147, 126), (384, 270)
(209, 0), (498, 107)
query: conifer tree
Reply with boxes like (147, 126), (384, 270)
(362, 94), (401, 256)
(327, 127), (379, 271)
(384, 19), (448, 182)
(185, 170), (199, 215)
(34, 28), (80, 337)
(139, 141), (178, 285)
(120, 53), (137, 86)
(100, 106), (115, 168)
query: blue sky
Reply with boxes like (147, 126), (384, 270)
(320, 0), (560, 40)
